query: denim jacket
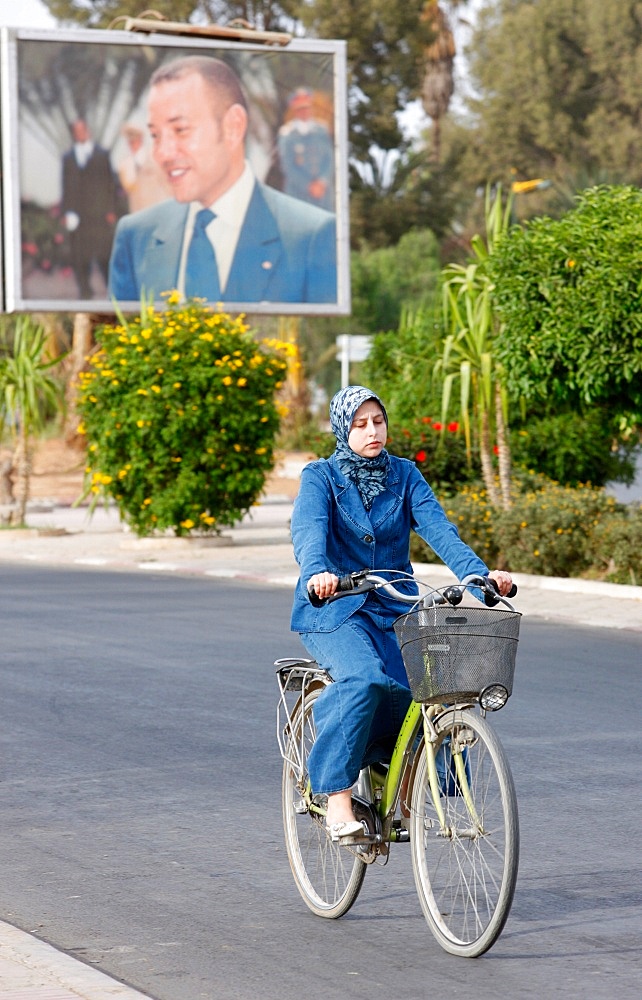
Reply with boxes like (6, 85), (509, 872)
(290, 453), (489, 632)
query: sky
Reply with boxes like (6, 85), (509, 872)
(0, 0), (56, 28)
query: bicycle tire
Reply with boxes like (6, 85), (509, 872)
(409, 707), (519, 957)
(282, 684), (367, 918)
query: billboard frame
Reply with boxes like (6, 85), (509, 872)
(0, 26), (350, 316)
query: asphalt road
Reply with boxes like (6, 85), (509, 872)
(0, 565), (640, 1000)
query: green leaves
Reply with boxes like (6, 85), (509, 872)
(489, 184), (642, 422)
(77, 298), (288, 537)
(0, 316), (64, 441)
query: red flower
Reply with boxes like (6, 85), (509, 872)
(432, 422), (443, 432)
(447, 421), (459, 432)
(421, 416), (432, 424)
(493, 445), (499, 455)
(415, 450), (427, 462)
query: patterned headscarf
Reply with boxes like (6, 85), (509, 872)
(329, 385), (390, 510)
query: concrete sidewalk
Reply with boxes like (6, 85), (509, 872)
(1, 494), (641, 1000)
(0, 918), (152, 999)
(1, 495), (641, 631)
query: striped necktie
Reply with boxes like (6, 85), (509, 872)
(185, 208), (221, 300)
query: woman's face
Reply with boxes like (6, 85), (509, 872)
(348, 400), (387, 457)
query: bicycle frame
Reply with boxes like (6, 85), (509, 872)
(276, 658), (480, 848)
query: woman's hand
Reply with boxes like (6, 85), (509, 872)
(487, 569), (514, 597)
(307, 572), (339, 600)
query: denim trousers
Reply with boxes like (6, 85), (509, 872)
(300, 600), (413, 795)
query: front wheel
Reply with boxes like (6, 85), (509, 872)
(409, 708), (519, 957)
(282, 683), (367, 918)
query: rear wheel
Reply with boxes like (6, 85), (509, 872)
(409, 708), (519, 957)
(282, 684), (367, 918)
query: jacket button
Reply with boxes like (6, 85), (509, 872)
(363, 534), (373, 543)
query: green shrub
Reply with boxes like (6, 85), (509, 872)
(78, 296), (288, 537)
(590, 504), (642, 585)
(511, 408), (639, 487)
(410, 470), (623, 578)
(387, 416), (477, 496)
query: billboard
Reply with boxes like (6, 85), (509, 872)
(0, 27), (349, 315)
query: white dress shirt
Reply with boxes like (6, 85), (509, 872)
(178, 162), (256, 295)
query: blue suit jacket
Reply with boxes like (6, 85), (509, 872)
(290, 454), (489, 633)
(108, 181), (337, 305)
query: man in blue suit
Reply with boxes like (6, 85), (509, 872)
(109, 56), (337, 306)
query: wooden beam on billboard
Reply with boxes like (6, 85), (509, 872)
(119, 16), (292, 47)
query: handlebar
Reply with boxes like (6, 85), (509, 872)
(307, 570), (517, 611)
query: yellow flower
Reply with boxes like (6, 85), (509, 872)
(151, 385), (161, 393)
(233, 443), (242, 452)
(180, 518), (195, 529)
(222, 376), (233, 386)
(136, 419), (145, 428)
(255, 447), (267, 455)
(137, 388), (148, 396)
(237, 377), (247, 386)
(142, 498), (152, 506)
(77, 422), (86, 435)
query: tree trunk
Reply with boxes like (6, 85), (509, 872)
(495, 382), (512, 509)
(11, 425), (31, 526)
(64, 312), (94, 446)
(480, 409), (501, 507)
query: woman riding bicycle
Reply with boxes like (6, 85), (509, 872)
(290, 385), (513, 841)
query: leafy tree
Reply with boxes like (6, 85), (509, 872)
(468, 0), (642, 189)
(488, 186), (642, 434)
(0, 317), (66, 526)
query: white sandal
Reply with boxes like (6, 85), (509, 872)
(327, 820), (365, 842)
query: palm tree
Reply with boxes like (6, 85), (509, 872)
(0, 316), (66, 526)
(435, 186), (514, 509)
(421, 1), (470, 163)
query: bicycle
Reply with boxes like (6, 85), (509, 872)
(275, 569), (521, 958)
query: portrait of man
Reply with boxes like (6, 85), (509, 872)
(108, 55), (338, 305)
(278, 87), (335, 212)
(61, 118), (120, 299)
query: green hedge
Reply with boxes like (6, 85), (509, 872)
(411, 469), (642, 584)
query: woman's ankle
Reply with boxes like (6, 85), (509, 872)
(326, 789), (356, 825)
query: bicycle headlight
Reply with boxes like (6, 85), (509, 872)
(480, 684), (509, 711)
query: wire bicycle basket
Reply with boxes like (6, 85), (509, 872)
(393, 604), (521, 708)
